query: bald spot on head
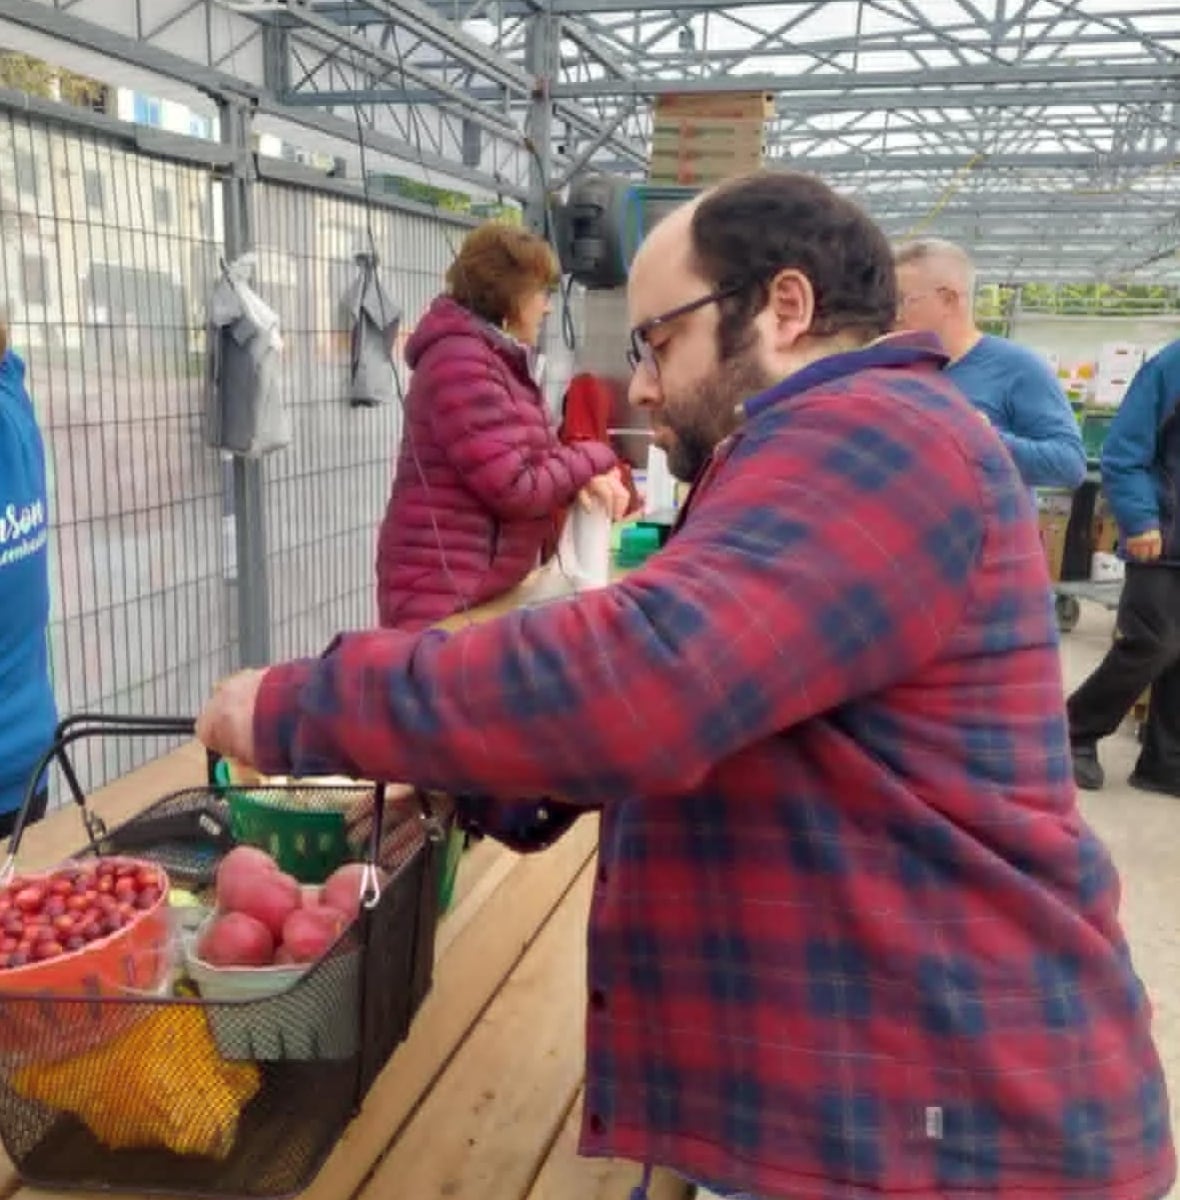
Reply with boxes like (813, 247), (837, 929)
(627, 193), (707, 326)
(894, 237), (977, 299)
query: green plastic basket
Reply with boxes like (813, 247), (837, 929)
(1082, 410), (1115, 462)
(437, 826), (465, 915)
(616, 524), (662, 568)
(214, 761), (466, 907)
(213, 760), (351, 884)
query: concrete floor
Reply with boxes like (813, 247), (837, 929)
(1062, 604), (1180, 1197)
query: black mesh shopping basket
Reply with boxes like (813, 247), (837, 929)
(0, 714), (447, 1198)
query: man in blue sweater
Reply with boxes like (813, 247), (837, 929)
(1068, 338), (1180, 794)
(895, 239), (1086, 491)
(0, 323), (57, 838)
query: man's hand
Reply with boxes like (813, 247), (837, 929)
(196, 669), (267, 767)
(578, 467), (630, 521)
(1125, 530), (1163, 562)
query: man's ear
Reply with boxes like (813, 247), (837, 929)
(765, 269), (816, 350)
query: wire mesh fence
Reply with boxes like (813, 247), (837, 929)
(0, 107), (232, 791)
(0, 100), (586, 803)
(252, 182), (456, 663)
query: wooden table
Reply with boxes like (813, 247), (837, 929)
(0, 565), (689, 1200)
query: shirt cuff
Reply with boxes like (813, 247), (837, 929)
(253, 658), (318, 776)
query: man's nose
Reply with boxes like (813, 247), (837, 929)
(628, 364), (660, 410)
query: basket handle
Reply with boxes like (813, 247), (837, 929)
(358, 786), (447, 909)
(2, 714), (198, 882)
(361, 783), (387, 909)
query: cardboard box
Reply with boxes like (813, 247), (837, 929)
(650, 120), (767, 152)
(654, 90), (776, 121)
(649, 139), (766, 162)
(1039, 513), (1070, 582)
(1037, 491), (1074, 518)
(1092, 513), (1119, 555)
(1098, 342), (1143, 377)
(649, 167), (760, 186)
(1091, 382), (1127, 408)
(648, 143), (765, 185)
(1089, 492), (1120, 555)
(651, 115), (767, 135)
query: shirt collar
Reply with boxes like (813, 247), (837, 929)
(741, 330), (948, 421)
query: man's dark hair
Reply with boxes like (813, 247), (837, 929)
(689, 170), (897, 359)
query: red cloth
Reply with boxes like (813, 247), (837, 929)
(375, 297), (615, 630)
(561, 373), (641, 513)
(259, 335), (1172, 1200)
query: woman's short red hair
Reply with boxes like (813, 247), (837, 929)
(446, 222), (559, 327)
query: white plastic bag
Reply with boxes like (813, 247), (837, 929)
(509, 501), (613, 608)
(205, 253), (291, 458)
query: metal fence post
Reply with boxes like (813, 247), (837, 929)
(524, 13), (557, 237)
(220, 99), (272, 668)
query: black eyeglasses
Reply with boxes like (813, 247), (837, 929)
(626, 281), (748, 377)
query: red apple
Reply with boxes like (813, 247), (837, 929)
(197, 912), (275, 967)
(279, 905), (347, 964)
(219, 870), (302, 941)
(215, 846), (279, 893)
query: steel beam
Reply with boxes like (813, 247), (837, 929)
(778, 150), (1180, 172)
(281, 81), (1175, 116)
(1098, 211), (1180, 273)
(772, 83), (1168, 115)
(411, 0), (838, 14)
(220, 98), (271, 670)
(551, 59), (1180, 100)
(279, 1), (651, 164)
(270, 2), (392, 26)
(324, 0), (535, 92)
(0, 0), (532, 196)
(276, 3), (524, 135)
(524, 11), (556, 232)
(549, 28), (1180, 71)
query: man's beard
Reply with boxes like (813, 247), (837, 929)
(659, 346), (776, 483)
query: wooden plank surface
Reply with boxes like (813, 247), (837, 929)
(357, 863), (595, 1200)
(527, 1092), (693, 1200)
(298, 818), (598, 1200)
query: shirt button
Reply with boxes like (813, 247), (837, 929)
(590, 988), (607, 1011)
(589, 1113), (605, 1135)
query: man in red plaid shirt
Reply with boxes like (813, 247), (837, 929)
(198, 171), (1173, 1200)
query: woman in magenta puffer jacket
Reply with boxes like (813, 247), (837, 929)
(376, 223), (625, 630)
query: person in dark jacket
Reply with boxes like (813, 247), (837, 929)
(894, 238), (1086, 492)
(0, 319), (57, 838)
(1069, 337), (1180, 794)
(376, 222), (626, 630)
(199, 172), (1172, 1200)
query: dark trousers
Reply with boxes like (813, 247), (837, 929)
(0, 789), (48, 842)
(1068, 562), (1180, 783)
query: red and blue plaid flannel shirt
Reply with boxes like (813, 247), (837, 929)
(254, 335), (1174, 1200)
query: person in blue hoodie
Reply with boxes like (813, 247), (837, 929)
(895, 238), (1086, 491)
(0, 321), (57, 838)
(1068, 337), (1180, 794)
